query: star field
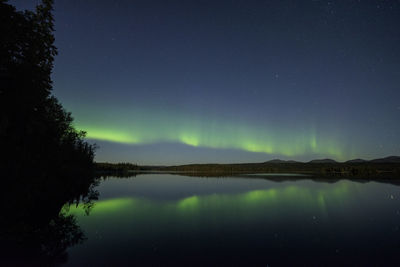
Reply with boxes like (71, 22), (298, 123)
(10, 0), (400, 164)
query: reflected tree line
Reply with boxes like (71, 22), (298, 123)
(0, 0), (99, 265)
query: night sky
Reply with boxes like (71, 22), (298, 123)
(11, 0), (400, 164)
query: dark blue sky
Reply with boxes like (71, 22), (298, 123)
(11, 0), (400, 164)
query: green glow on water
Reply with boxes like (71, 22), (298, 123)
(67, 181), (356, 220)
(92, 198), (135, 212)
(243, 189), (278, 202)
(178, 195), (200, 210)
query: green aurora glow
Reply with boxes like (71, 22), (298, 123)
(74, 107), (349, 160)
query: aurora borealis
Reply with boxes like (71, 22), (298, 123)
(11, 0), (400, 164)
(74, 107), (346, 159)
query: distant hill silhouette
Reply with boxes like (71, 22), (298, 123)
(308, 159), (338, 164)
(264, 159), (299, 164)
(345, 159), (368, 163)
(370, 156), (400, 163)
(342, 156), (400, 164)
(101, 155), (400, 179)
(260, 156), (400, 164)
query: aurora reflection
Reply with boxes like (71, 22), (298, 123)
(67, 180), (353, 217)
(62, 175), (400, 266)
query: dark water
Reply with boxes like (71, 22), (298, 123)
(63, 174), (400, 266)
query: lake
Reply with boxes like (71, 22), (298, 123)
(63, 174), (400, 266)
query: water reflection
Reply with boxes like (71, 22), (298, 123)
(69, 181), (354, 217)
(63, 175), (400, 266)
(1, 173), (100, 266)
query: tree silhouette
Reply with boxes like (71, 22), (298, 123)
(0, 1), (99, 264)
(0, 0), (95, 181)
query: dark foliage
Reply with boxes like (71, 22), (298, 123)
(95, 162), (139, 175)
(0, 0), (95, 183)
(0, 1), (98, 264)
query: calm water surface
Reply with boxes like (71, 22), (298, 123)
(64, 174), (400, 266)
